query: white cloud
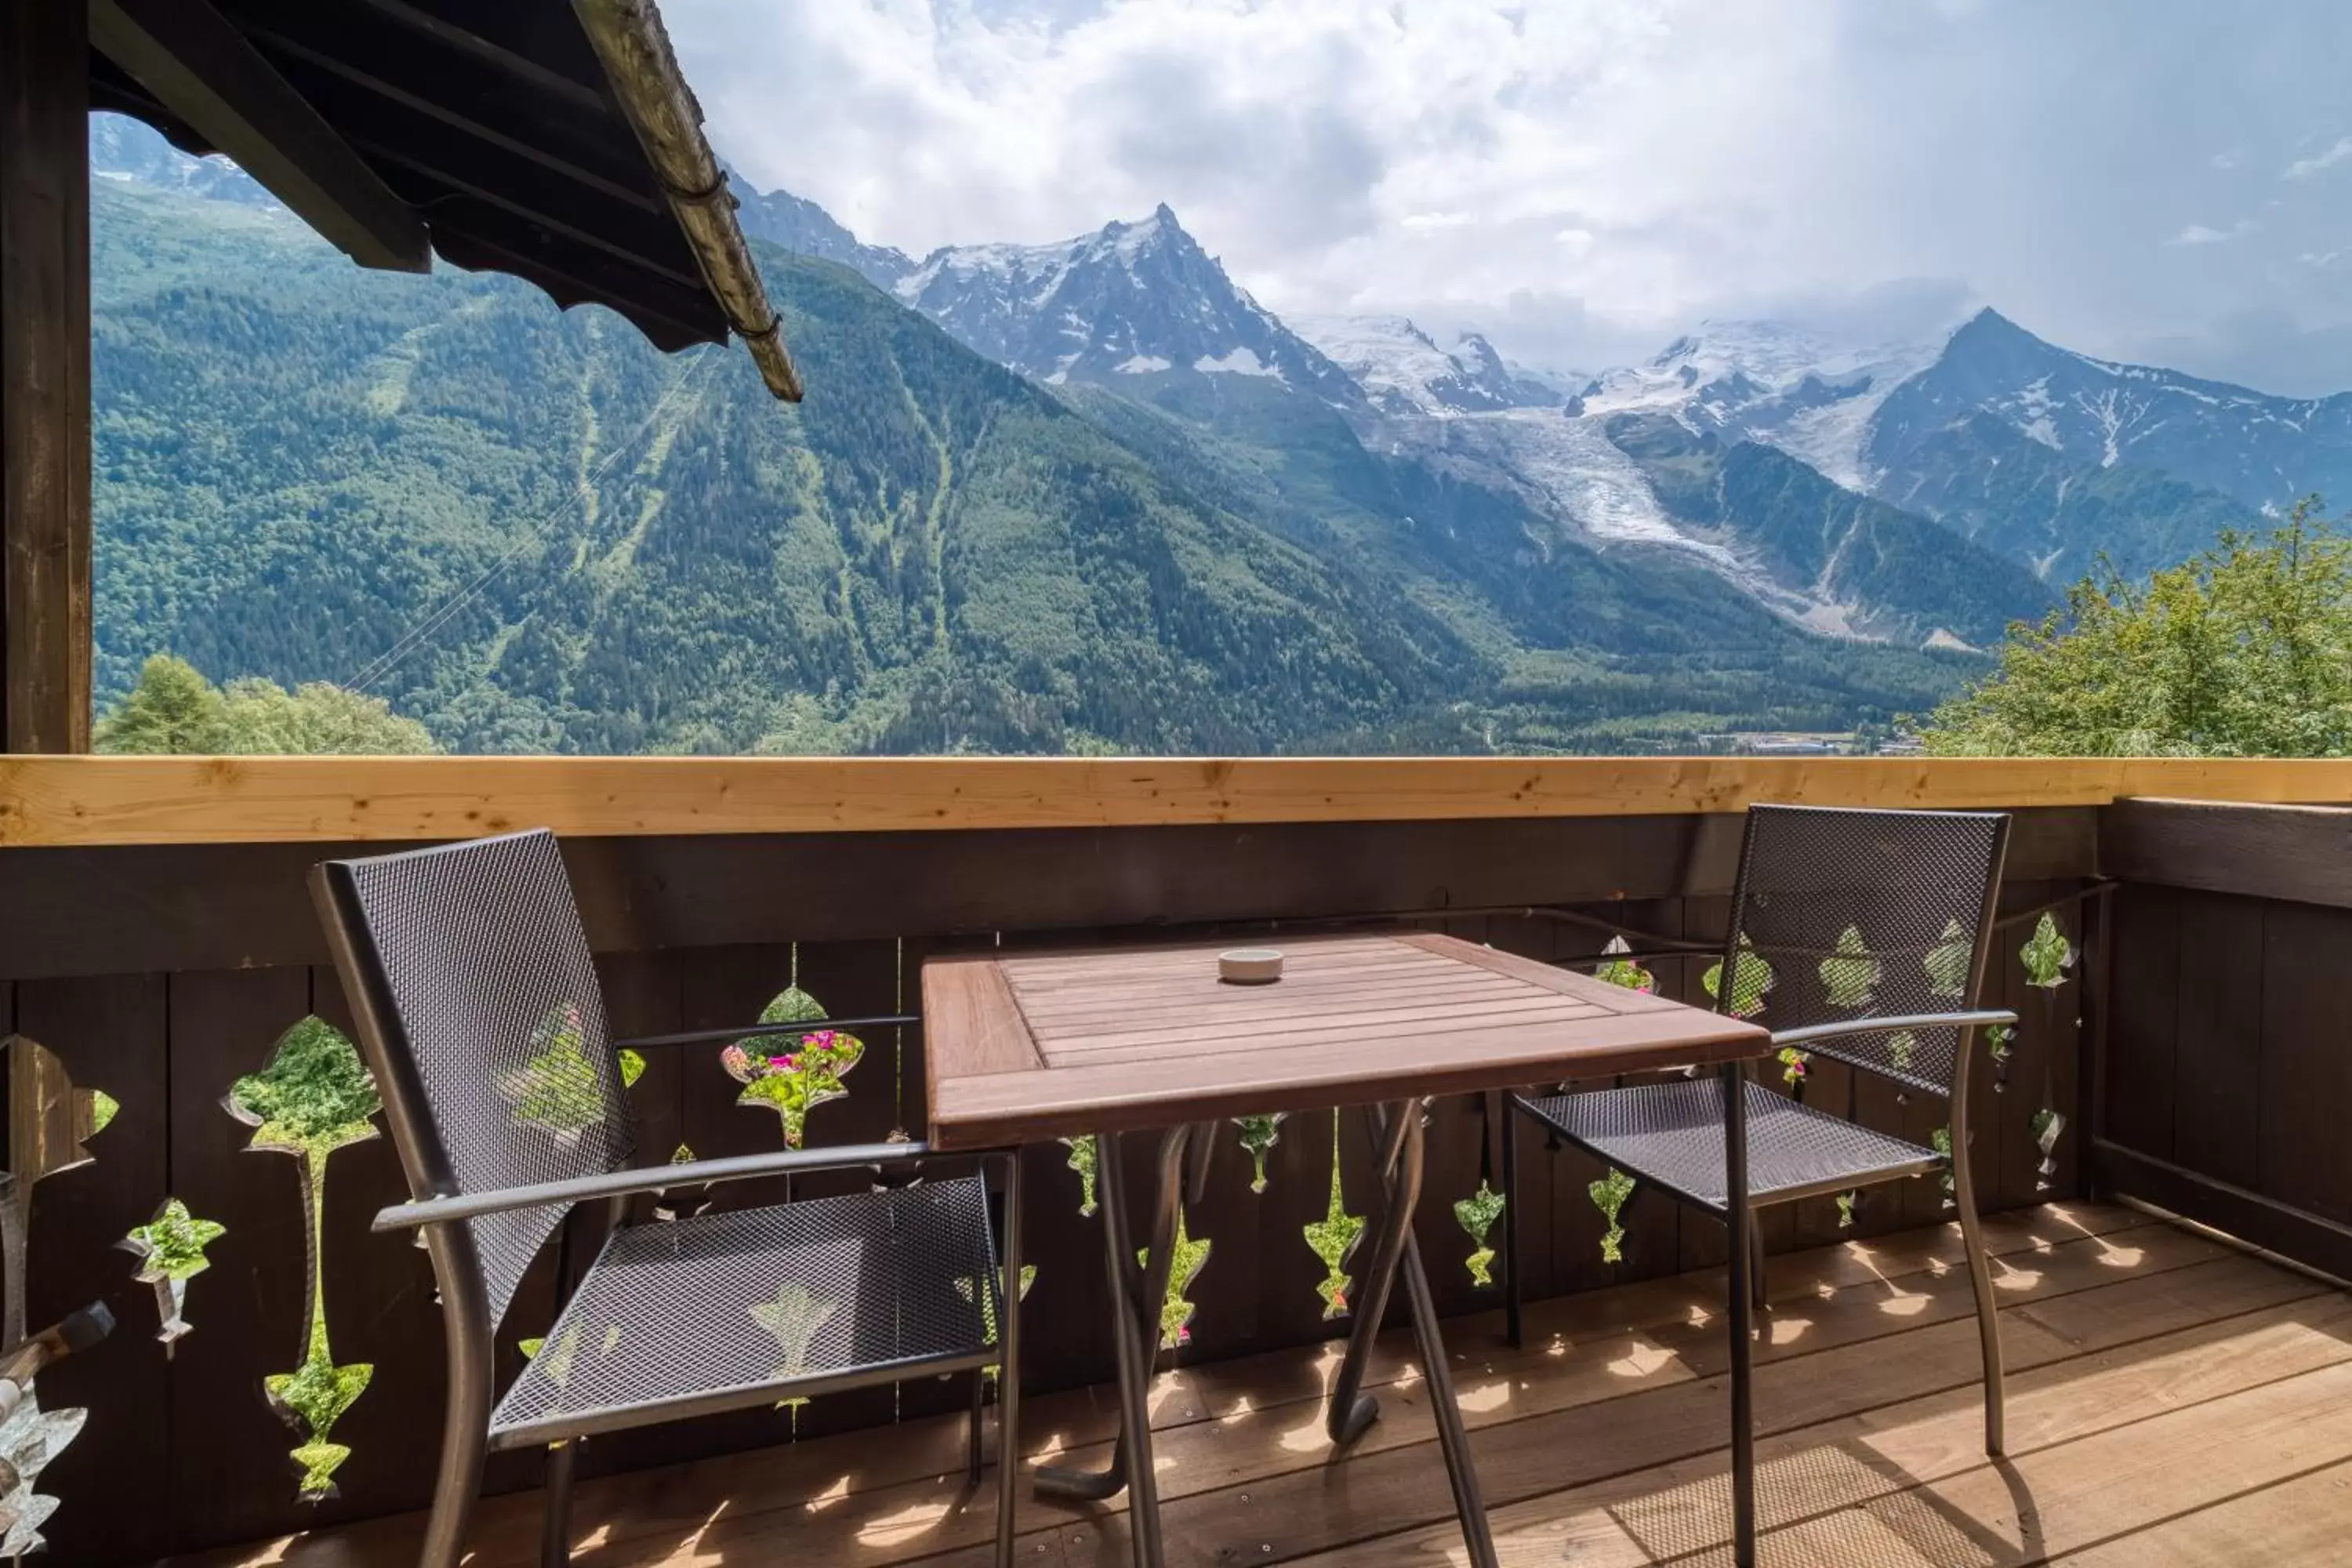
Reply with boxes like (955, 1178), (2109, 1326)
(668, 0), (2352, 394)
(2283, 136), (2352, 180)
(2166, 222), (2250, 247)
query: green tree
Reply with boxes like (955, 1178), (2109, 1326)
(96, 654), (436, 754)
(91, 654), (228, 752)
(1925, 498), (2351, 757)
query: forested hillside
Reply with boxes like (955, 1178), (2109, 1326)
(93, 176), (1979, 753)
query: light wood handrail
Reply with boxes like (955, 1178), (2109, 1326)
(1, 754), (2347, 848)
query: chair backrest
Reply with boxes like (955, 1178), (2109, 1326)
(1718, 804), (2010, 1098)
(312, 829), (632, 1329)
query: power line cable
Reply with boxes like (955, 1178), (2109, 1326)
(347, 345), (721, 693)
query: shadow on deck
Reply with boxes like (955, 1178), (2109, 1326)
(196, 1203), (2352, 1568)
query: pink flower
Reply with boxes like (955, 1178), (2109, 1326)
(770, 1054), (797, 1071)
(720, 1044), (752, 1079)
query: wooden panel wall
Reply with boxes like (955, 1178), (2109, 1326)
(2096, 800), (2352, 1282)
(0, 811), (2100, 1563)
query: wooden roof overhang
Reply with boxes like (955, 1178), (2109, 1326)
(86, 0), (799, 397)
(0, 0), (793, 755)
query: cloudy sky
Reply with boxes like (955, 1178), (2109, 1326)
(669, 0), (2351, 395)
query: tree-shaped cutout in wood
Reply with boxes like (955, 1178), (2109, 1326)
(1061, 1135), (1099, 1217)
(1592, 935), (1656, 993)
(225, 1016), (380, 1501)
(1703, 935), (1775, 1018)
(1303, 1115), (1366, 1320)
(121, 1198), (226, 1354)
(1931, 1126), (1956, 1209)
(504, 1001), (644, 1145)
(1234, 1113), (1284, 1193)
(2020, 914), (2074, 989)
(2031, 1107), (2067, 1192)
(1925, 918), (1973, 997)
(1590, 1168), (1635, 1263)
(722, 974), (864, 1149)
(956, 1264), (1038, 1381)
(1818, 924), (1882, 1009)
(752, 1282), (839, 1425)
(1, 1034), (118, 1556)
(1454, 1181), (1506, 1286)
(1138, 1207), (1210, 1349)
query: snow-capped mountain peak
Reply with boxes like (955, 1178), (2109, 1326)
(1577, 318), (1958, 489)
(1292, 314), (1562, 416)
(890, 205), (1360, 401)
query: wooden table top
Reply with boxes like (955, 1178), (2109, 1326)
(921, 931), (1773, 1149)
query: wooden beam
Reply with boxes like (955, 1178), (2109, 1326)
(2, 0), (94, 754)
(89, 0), (429, 271)
(0, 753), (2343, 848)
(2100, 797), (2352, 910)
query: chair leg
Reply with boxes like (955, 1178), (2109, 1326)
(1952, 1138), (2006, 1455)
(967, 1370), (986, 1488)
(1748, 1210), (1769, 1312)
(541, 1440), (576, 1568)
(420, 1319), (492, 1568)
(1500, 1093), (1523, 1350)
(996, 1149), (1024, 1568)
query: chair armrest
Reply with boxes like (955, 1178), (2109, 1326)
(1769, 1009), (2016, 1050)
(613, 1014), (919, 1051)
(372, 1139), (942, 1232)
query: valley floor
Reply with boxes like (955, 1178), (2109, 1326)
(197, 1203), (2351, 1567)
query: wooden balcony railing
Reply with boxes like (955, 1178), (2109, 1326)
(0, 756), (2341, 1564)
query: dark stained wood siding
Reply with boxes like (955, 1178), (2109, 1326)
(0, 809), (2099, 1563)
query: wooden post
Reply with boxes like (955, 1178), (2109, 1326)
(1, 0), (94, 753)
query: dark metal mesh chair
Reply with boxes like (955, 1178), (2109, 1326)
(313, 829), (1022, 1568)
(1504, 804), (2016, 1454)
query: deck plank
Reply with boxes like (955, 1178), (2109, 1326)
(185, 1206), (2352, 1568)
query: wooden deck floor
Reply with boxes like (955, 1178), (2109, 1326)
(197, 1203), (2352, 1568)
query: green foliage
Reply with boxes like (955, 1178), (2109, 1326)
(507, 1003), (621, 1138)
(1234, 1112), (1284, 1194)
(723, 987), (862, 1148)
(95, 654), (435, 754)
(230, 1016), (379, 1497)
(1590, 1168), (1635, 1264)
(1592, 935), (1656, 993)
(1137, 1207), (1211, 1349)
(1818, 925), (1881, 1008)
(1926, 499), (2352, 757)
(1703, 935), (1776, 1019)
(1061, 1134), (1100, 1217)
(1924, 918), (1973, 997)
(1777, 1046), (1811, 1087)
(124, 1198), (225, 1282)
(2020, 914), (2074, 989)
(89, 1090), (121, 1134)
(1454, 1181), (1506, 1287)
(266, 1341), (372, 1499)
(228, 1017), (380, 1158)
(1305, 1120), (1366, 1319)
(1835, 1191), (1857, 1230)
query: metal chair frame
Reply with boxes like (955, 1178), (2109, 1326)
(312, 833), (1023, 1568)
(1497, 804), (2016, 1567)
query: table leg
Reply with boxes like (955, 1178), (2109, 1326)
(1326, 1102), (1421, 1444)
(1723, 1063), (1757, 1567)
(1033, 1127), (1188, 1567)
(1381, 1105), (1501, 1568)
